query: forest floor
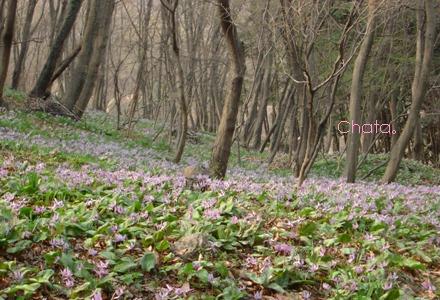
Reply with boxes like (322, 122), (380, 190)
(0, 108), (439, 299)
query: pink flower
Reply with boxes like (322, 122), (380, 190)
(422, 279), (436, 291)
(309, 264), (319, 272)
(231, 216), (239, 224)
(114, 234), (126, 243)
(204, 209), (221, 220)
(60, 268), (74, 288)
(274, 243), (292, 255)
(94, 261), (109, 278)
(91, 290), (103, 300)
(383, 281), (392, 291)
(302, 290), (311, 300)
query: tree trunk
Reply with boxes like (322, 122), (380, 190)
(413, 118), (423, 161)
(11, 0), (37, 89)
(29, 0), (82, 99)
(250, 58), (272, 149)
(209, 0), (245, 179)
(64, 0), (115, 118)
(161, 0), (188, 163)
(344, 4), (377, 183)
(382, 0), (436, 183)
(0, 0), (17, 107)
(127, 0), (153, 131)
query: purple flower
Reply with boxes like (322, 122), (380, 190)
(35, 163), (45, 172)
(34, 206), (46, 214)
(309, 264), (319, 272)
(85, 199), (95, 207)
(207, 273), (215, 283)
(302, 290), (312, 300)
(110, 225), (118, 233)
(322, 283), (331, 290)
(88, 248), (98, 256)
(293, 258), (305, 268)
(113, 205), (125, 214)
(22, 231), (32, 239)
(94, 261), (109, 278)
(383, 281), (393, 291)
(245, 256), (257, 267)
(12, 270), (24, 282)
(348, 252), (356, 263)
(112, 287), (125, 299)
(50, 213), (60, 227)
(231, 216), (239, 224)
(274, 243), (292, 255)
(3, 193), (14, 202)
(204, 209), (221, 220)
(202, 198), (217, 209)
(143, 195), (154, 203)
(422, 279), (436, 291)
(347, 281), (358, 292)
(0, 168), (8, 178)
(52, 199), (64, 210)
(91, 290), (103, 300)
(60, 268), (74, 288)
(114, 233), (127, 243)
(253, 290), (263, 300)
(50, 238), (68, 250)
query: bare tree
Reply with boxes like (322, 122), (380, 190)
(345, 0), (379, 183)
(0, 0), (17, 107)
(29, 0), (82, 99)
(11, 0), (38, 89)
(209, 0), (246, 178)
(161, 0), (188, 163)
(64, 0), (115, 118)
(382, 0), (437, 183)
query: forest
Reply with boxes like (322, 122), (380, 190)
(0, 0), (439, 299)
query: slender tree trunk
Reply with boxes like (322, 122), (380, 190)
(344, 3), (377, 183)
(127, 0), (152, 131)
(389, 78), (399, 148)
(0, 0), (17, 107)
(209, 0), (245, 179)
(361, 91), (378, 153)
(382, 0), (436, 183)
(161, 0), (188, 163)
(250, 64), (272, 149)
(64, 0), (115, 118)
(413, 118), (423, 161)
(29, 0), (82, 99)
(11, 0), (37, 89)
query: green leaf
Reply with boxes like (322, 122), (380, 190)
(140, 252), (156, 272)
(71, 282), (91, 298)
(114, 258), (137, 273)
(267, 282), (285, 293)
(379, 288), (401, 300)
(155, 240), (170, 252)
(299, 222), (318, 236)
(4, 283), (40, 296)
(402, 258), (425, 270)
(100, 250), (117, 261)
(215, 262), (228, 278)
(337, 233), (352, 243)
(60, 253), (75, 270)
(44, 251), (61, 265)
(30, 269), (54, 284)
(197, 269), (210, 283)
(7, 240), (32, 253)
